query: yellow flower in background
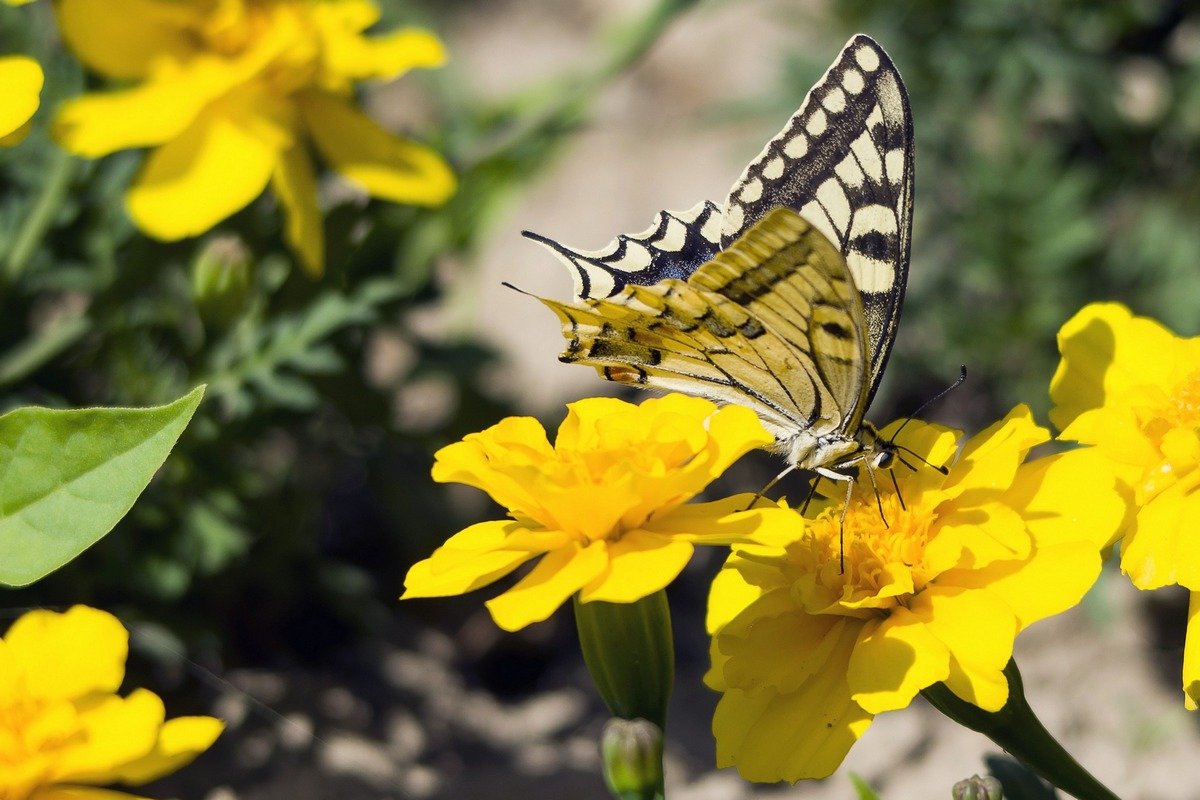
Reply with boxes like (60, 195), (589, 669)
(0, 605), (223, 800)
(0, 56), (41, 145)
(706, 410), (1122, 782)
(52, 0), (456, 274)
(403, 394), (774, 632)
(1051, 302), (1200, 710)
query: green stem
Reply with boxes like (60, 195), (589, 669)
(5, 149), (77, 280)
(921, 659), (1121, 800)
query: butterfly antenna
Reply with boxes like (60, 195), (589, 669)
(894, 444), (950, 475)
(501, 280), (536, 297)
(887, 365), (968, 446)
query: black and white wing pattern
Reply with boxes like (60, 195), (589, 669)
(522, 33), (914, 466)
(721, 34), (913, 411)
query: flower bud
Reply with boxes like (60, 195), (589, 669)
(573, 590), (674, 729)
(600, 717), (663, 800)
(952, 775), (1004, 800)
(192, 234), (252, 325)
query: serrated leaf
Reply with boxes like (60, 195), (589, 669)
(0, 385), (205, 586)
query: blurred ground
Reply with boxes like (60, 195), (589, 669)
(153, 2), (1200, 798)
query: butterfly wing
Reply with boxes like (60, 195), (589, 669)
(721, 34), (913, 413)
(521, 201), (724, 300)
(537, 209), (868, 447)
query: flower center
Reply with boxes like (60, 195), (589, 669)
(0, 694), (81, 800)
(1142, 369), (1200, 441)
(787, 488), (937, 614)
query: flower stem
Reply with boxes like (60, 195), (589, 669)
(5, 149), (77, 281)
(921, 659), (1122, 800)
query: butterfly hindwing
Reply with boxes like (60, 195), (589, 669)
(720, 34), (913, 409)
(538, 209), (868, 445)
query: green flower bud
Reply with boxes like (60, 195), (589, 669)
(952, 775), (1004, 800)
(192, 234), (252, 325)
(600, 718), (663, 800)
(572, 590), (674, 729)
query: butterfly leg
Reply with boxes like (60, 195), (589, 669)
(815, 466), (857, 573)
(745, 463), (799, 511)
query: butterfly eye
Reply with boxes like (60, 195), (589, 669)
(873, 450), (896, 470)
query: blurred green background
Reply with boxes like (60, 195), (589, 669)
(0, 1), (1197, 794)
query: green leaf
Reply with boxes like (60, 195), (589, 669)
(0, 385), (205, 587)
(849, 773), (882, 800)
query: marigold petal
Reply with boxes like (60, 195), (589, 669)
(112, 715), (223, 785)
(579, 530), (692, 603)
(849, 610), (949, 714)
(321, 26), (446, 80)
(272, 144), (324, 275)
(941, 406), (1048, 499)
(0, 56), (42, 142)
(431, 416), (553, 517)
(5, 606), (126, 700)
(1007, 448), (1128, 550)
(933, 503), (1029, 571)
(126, 107), (278, 240)
(300, 91), (455, 206)
(54, 0), (200, 80)
(719, 603), (856, 695)
(401, 521), (542, 598)
(1185, 592), (1199, 711)
(485, 543), (608, 631)
(643, 496), (789, 545)
(53, 689), (164, 783)
(915, 588), (1016, 712)
(713, 620), (869, 781)
(1122, 483), (1200, 590)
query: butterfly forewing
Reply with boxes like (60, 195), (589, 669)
(538, 209), (867, 447)
(720, 34), (913, 409)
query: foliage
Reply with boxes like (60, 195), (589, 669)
(0, 386), (202, 586)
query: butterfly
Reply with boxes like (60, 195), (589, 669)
(521, 34), (914, 497)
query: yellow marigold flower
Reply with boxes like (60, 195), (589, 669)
(1051, 301), (1200, 710)
(705, 409), (1123, 782)
(52, 0), (455, 275)
(0, 55), (41, 145)
(0, 605), (223, 799)
(403, 394), (774, 632)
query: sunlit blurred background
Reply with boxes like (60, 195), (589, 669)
(2, 0), (1199, 797)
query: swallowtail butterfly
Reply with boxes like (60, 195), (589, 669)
(523, 34), (913, 493)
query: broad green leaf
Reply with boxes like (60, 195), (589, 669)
(0, 386), (205, 586)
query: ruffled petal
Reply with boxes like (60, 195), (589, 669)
(52, 689), (164, 783)
(113, 715), (223, 785)
(271, 143), (324, 275)
(719, 603), (856, 695)
(642, 495), (789, 546)
(579, 530), (692, 603)
(0, 56), (42, 143)
(1050, 302), (1186, 431)
(300, 91), (454, 206)
(126, 105), (279, 240)
(1122, 482), (1200, 590)
(941, 406), (1048, 499)
(1008, 447), (1128, 550)
(401, 521), (546, 598)
(5, 606), (127, 701)
(485, 543), (608, 631)
(320, 23), (446, 81)
(31, 789), (151, 800)
(916, 588), (1016, 711)
(848, 610), (949, 714)
(713, 619), (869, 781)
(54, 0), (201, 79)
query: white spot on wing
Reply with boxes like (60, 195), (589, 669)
(723, 203), (745, 236)
(814, 178), (851, 235)
(801, 200), (840, 253)
(657, 216), (688, 252)
(851, 204), (899, 237)
(834, 153), (865, 189)
(806, 108), (828, 136)
(847, 254), (894, 293)
(739, 178), (764, 203)
(761, 156), (785, 180)
(617, 240), (653, 270)
(843, 68), (865, 94)
(855, 45), (880, 72)
(784, 134), (808, 159)
(849, 130), (883, 182)
(701, 210), (723, 242)
(822, 87), (847, 113)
